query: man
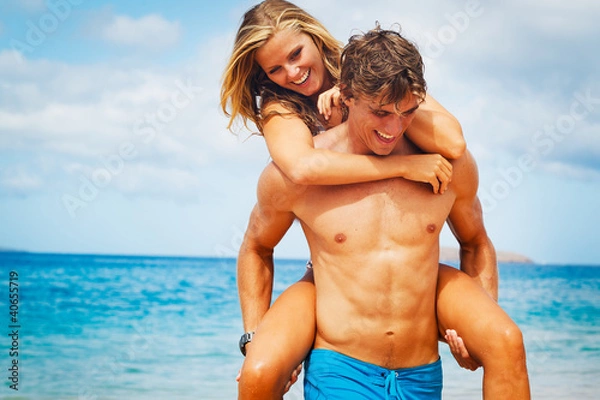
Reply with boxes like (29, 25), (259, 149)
(238, 27), (529, 399)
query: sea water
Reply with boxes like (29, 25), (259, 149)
(0, 252), (598, 399)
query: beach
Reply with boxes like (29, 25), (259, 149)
(0, 252), (598, 399)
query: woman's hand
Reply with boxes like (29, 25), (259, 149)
(317, 86), (342, 121)
(396, 154), (453, 194)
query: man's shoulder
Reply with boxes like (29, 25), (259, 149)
(258, 161), (287, 188)
(313, 123), (348, 151)
(257, 161), (301, 210)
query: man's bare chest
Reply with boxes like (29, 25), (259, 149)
(295, 179), (455, 247)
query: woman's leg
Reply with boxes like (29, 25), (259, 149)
(436, 264), (531, 399)
(239, 269), (316, 400)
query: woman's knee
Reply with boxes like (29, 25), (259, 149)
(483, 320), (526, 363)
(240, 356), (287, 389)
(498, 321), (525, 355)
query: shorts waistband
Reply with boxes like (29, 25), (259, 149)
(308, 348), (441, 375)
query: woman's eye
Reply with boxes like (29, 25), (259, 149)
(291, 48), (302, 60)
(268, 66), (281, 75)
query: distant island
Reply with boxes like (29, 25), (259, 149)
(440, 247), (533, 264)
(0, 247), (27, 253)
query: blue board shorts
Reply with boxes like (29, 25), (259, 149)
(304, 349), (442, 400)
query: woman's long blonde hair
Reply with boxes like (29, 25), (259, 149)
(220, 0), (342, 134)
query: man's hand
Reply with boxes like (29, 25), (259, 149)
(398, 154), (453, 194)
(283, 364), (302, 394)
(445, 329), (481, 371)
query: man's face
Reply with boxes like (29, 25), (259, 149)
(346, 93), (420, 155)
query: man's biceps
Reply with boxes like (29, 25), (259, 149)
(242, 224), (283, 253)
(448, 203), (481, 234)
(255, 202), (294, 229)
(252, 209), (294, 238)
(247, 208), (284, 235)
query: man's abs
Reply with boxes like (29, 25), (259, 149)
(311, 257), (440, 370)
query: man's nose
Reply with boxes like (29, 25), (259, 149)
(385, 116), (406, 135)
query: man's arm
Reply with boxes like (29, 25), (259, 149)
(237, 164), (298, 333)
(446, 151), (498, 301)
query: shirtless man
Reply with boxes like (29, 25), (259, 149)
(239, 27), (529, 399)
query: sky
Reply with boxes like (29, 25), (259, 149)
(0, 0), (598, 265)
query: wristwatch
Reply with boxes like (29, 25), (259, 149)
(239, 331), (255, 356)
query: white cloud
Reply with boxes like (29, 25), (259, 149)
(540, 161), (600, 181)
(112, 163), (202, 200)
(100, 14), (182, 50)
(519, 0), (600, 35)
(0, 32), (265, 200)
(0, 50), (196, 153)
(0, 166), (43, 195)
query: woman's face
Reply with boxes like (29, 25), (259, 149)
(255, 29), (329, 99)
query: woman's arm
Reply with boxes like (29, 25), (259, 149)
(405, 94), (466, 160)
(262, 103), (453, 193)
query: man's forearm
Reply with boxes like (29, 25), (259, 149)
(237, 245), (275, 332)
(459, 237), (498, 301)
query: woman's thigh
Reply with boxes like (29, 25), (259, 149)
(435, 264), (518, 363)
(244, 269), (317, 373)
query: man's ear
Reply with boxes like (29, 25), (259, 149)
(339, 84), (353, 107)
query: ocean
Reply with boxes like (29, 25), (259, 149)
(0, 252), (598, 399)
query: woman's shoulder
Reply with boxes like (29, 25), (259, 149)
(260, 96), (324, 136)
(261, 100), (294, 114)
